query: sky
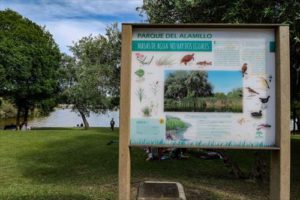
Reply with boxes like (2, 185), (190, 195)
(0, 0), (144, 54)
(207, 71), (242, 94)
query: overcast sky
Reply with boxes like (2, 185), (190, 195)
(0, 0), (144, 54)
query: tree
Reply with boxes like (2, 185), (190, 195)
(138, 0), (300, 131)
(165, 71), (212, 100)
(0, 9), (61, 128)
(185, 71), (213, 98)
(164, 71), (188, 99)
(185, 71), (213, 111)
(60, 24), (120, 129)
(227, 88), (243, 98)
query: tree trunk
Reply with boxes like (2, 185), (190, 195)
(24, 108), (29, 124)
(16, 107), (21, 130)
(23, 107), (29, 130)
(79, 111), (89, 129)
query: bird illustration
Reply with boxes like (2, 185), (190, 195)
(181, 53), (194, 65)
(246, 87), (259, 95)
(259, 96), (270, 104)
(241, 63), (248, 77)
(259, 77), (270, 89)
(256, 124), (271, 130)
(251, 110), (262, 118)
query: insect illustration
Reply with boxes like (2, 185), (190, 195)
(256, 123), (271, 130)
(241, 63), (248, 77)
(246, 87), (259, 96)
(196, 61), (212, 66)
(180, 53), (194, 65)
(135, 53), (153, 65)
(251, 110), (262, 118)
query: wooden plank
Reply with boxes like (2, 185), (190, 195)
(270, 25), (290, 200)
(123, 23), (288, 29)
(118, 24), (132, 200)
(130, 144), (280, 151)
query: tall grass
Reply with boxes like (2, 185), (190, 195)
(166, 117), (188, 131)
(164, 97), (242, 112)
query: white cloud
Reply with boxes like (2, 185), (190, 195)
(45, 20), (107, 54)
(0, 0), (144, 54)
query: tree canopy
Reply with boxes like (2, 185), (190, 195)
(0, 9), (61, 128)
(165, 71), (213, 99)
(60, 24), (120, 129)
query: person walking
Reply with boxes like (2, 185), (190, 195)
(110, 118), (115, 131)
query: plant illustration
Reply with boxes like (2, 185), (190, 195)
(151, 81), (159, 95)
(156, 56), (175, 66)
(135, 53), (154, 65)
(150, 101), (159, 115)
(142, 106), (152, 117)
(135, 68), (145, 78)
(136, 88), (145, 102)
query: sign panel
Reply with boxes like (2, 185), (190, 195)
(130, 28), (276, 148)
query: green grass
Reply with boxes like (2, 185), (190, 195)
(0, 128), (299, 200)
(164, 97), (242, 112)
(166, 116), (188, 131)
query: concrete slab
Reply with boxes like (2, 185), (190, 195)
(137, 181), (186, 200)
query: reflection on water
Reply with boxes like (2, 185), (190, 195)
(0, 108), (119, 128)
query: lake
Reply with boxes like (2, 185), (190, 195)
(0, 108), (119, 128)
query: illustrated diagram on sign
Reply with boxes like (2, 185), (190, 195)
(130, 28), (276, 148)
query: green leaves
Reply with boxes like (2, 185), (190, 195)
(135, 68), (145, 78)
(0, 9), (61, 114)
(60, 24), (121, 122)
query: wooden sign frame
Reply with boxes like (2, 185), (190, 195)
(119, 24), (290, 200)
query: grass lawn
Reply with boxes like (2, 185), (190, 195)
(0, 128), (299, 200)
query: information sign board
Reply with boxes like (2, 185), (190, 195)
(130, 28), (276, 148)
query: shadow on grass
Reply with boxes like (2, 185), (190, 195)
(16, 131), (119, 185)
(1, 194), (91, 200)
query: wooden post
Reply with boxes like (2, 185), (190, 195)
(270, 25), (290, 200)
(119, 24), (291, 200)
(119, 24), (132, 200)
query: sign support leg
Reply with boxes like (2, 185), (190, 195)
(119, 24), (132, 200)
(270, 26), (290, 200)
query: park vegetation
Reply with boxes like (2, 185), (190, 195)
(59, 24), (120, 129)
(164, 71), (242, 112)
(0, 10), (120, 129)
(0, 9), (61, 129)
